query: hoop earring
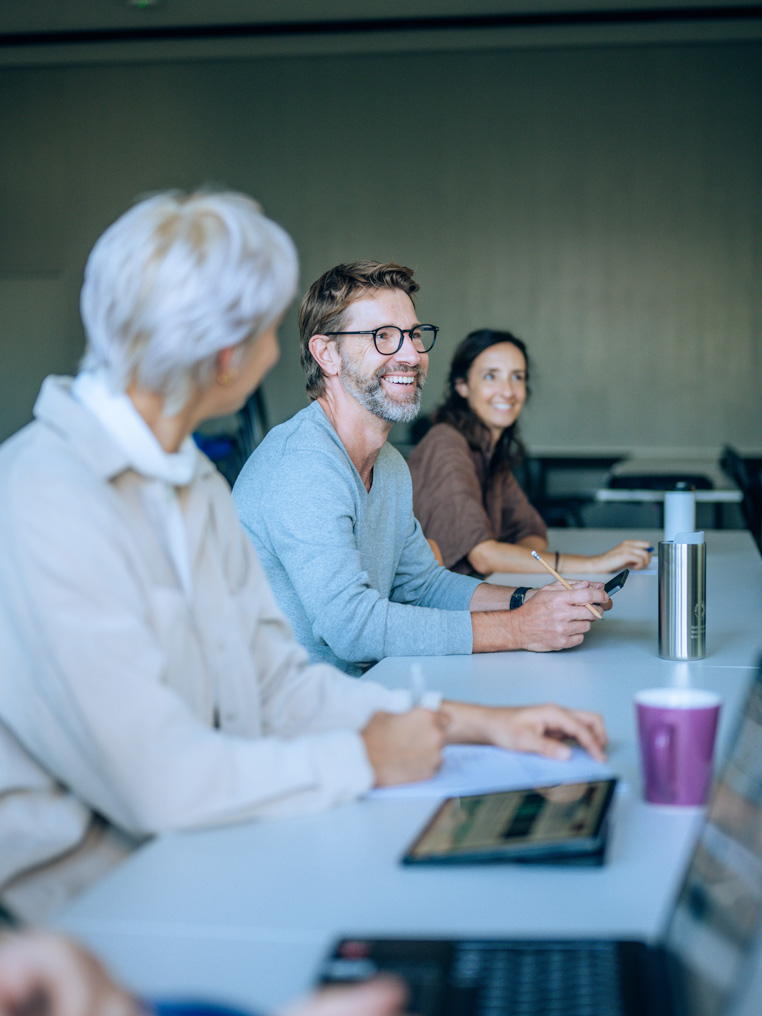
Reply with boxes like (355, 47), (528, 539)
(217, 368), (240, 386)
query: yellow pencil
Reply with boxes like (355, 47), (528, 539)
(531, 550), (604, 620)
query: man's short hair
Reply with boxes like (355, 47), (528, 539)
(299, 260), (419, 400)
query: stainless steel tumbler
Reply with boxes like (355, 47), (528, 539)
(658, 539), (706, 660)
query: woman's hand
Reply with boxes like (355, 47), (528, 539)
(440, 701), (608, 762)
(587, 540), (652, 572)
(361, 709), (448, 786)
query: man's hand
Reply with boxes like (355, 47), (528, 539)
(440, 701), (607, 762)
(517, 582), (611, 650)
(472, 581), (611, 653)
(361, 709), (447, 786)
(524, 579), (612, 610)
(0, 933), (141, 1016)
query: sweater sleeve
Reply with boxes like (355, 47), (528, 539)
(388, 499), (481, 611)
(409, 425), (495, 570)
(255, 449), (475, 669)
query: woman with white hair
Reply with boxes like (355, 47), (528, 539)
(0, 190), (606, 921)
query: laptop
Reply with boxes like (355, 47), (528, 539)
(319, 666), (762, 1016)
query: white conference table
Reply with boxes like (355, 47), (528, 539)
(486, 528), (762, 668)
(54, 529), (762, 1013)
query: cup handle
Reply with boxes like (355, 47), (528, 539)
(650, 723), (676, 803)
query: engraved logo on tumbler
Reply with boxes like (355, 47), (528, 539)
(691, 599), (706, 641)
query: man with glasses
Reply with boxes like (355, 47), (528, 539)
(233, 261), (610, 676)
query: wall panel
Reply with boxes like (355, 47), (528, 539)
(0, 36), (759, 454)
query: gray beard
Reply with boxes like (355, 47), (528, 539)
(339, 355), (425, 424)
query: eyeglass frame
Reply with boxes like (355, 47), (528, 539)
(322, 324), (439, 356)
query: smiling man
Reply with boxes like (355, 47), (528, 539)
(233, 261), (610, 676)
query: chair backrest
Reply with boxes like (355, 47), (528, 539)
(194, 389), (269, 488)
(720, 445), (762, 550)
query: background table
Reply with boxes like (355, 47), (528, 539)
(54, 530), (762, 1013)
(594, 463), (743, 530)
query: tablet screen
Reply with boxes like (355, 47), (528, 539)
(403, 779), (617, 865)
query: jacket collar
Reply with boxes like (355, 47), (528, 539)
(33, 376), (215, 484)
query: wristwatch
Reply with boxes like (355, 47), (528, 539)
(509, 586), (532, 610)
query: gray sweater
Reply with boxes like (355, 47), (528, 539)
(233, 402), (479, 675)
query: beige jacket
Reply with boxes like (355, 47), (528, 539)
(0, 377), (423, 919)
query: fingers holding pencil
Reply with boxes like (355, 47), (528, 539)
(531, 551), (605, 620)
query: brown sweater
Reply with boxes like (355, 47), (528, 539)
(408, 423), (547, 574)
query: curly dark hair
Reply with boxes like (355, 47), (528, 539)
(434, 328), (531, 475)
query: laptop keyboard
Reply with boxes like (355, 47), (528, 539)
(447, 941), (625, 1016)
(323, 938), (627, 1016)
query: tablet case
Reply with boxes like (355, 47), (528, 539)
(401, 778), (617, 867)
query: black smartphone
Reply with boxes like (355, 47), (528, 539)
(604, 568), (629, 595)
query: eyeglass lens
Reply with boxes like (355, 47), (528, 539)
(374, 325), (437, 354)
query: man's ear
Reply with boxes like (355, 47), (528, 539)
(454, 377), (469, 399)
(309, 334), (341, 378)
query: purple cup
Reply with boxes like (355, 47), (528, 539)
(635, 687), (721, 806)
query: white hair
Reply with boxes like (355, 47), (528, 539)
(80, 190), (299, 413)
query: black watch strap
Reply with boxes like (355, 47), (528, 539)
(510, 586), (532, 610)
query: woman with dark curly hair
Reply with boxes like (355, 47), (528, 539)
(408, 328), (652, 577)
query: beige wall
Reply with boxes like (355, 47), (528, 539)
(1, 32), (760, 454)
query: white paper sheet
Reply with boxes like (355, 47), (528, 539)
(641, 553), (659, 575)
(367, 743), (616, 800)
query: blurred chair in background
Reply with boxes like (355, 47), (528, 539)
(514, 455), (594, 529)
(721, 445), (762, 550)
(194, 388), (269, 488)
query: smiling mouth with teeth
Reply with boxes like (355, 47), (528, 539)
(385, 376), (415, 385)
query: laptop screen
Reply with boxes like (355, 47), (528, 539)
(664, 667), (762, 1016)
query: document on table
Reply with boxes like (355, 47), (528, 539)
(368, 744), (616, 800)
(641, 554), (658, 575)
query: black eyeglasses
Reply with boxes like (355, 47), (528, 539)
(324, 324), (438, 355)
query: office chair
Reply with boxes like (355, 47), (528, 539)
(720, 445), (762, 550)
(515, 455), (592, 528)
(193, 389), (269, 488)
